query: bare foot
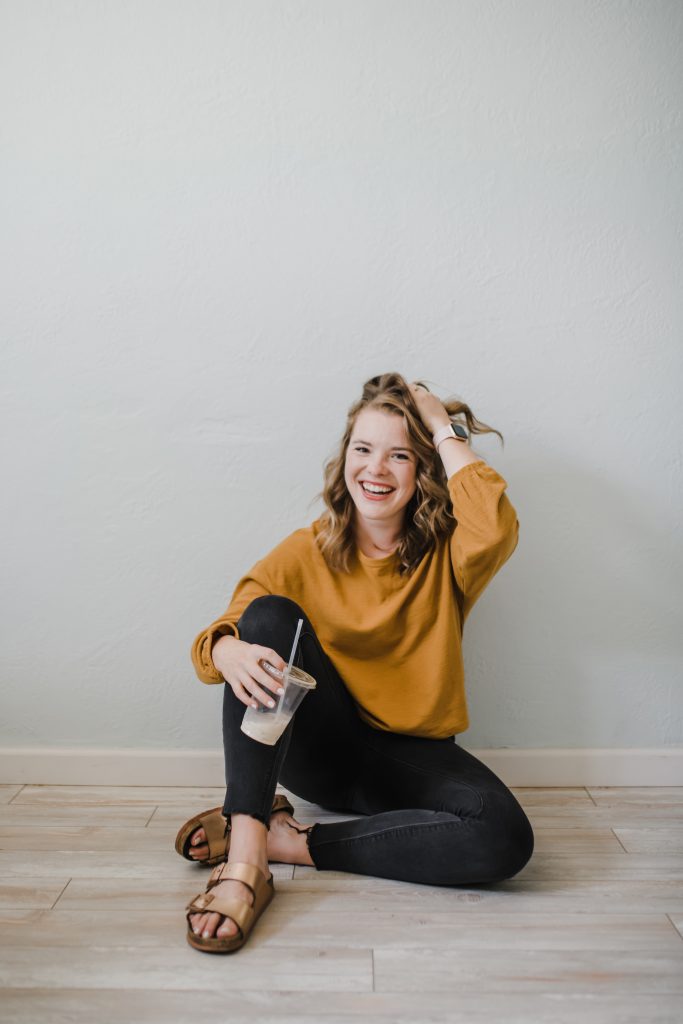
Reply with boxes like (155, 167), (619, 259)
(266, 811), (315, 865)
(188, 807), (314, 866)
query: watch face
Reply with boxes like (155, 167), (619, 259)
(452, 422), (468, 440)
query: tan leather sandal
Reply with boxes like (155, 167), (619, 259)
(174, 793), (294, 867)
(185, 861), (275, 954)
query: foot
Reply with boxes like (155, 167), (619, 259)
(188, 808), (314, 866)
(188, 857), (271, 940)
(266, 811), (315, 866)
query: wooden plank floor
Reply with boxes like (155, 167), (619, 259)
(1, 783), (682, 1023)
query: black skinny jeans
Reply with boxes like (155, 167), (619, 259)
(222, 595), (534, 887)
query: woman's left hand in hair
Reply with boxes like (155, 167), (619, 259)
(409, 382), (450, 434)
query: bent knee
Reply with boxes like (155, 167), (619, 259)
(479, 800), (535, 882)
(237, 594), (304, 637)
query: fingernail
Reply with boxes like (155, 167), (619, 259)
(268, 700), (275, 707)
(277, 688), (285, 695)
(203, 930), (210, 938)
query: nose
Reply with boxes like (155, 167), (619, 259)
(367, 454), (390, 477)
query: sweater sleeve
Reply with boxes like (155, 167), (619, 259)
(190, 566), (272, 684)
(447, 459), (519, 621)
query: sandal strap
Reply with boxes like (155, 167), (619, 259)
(185, 892), (254, 937)
(285, 821), (313, 835)
(205, 860), (270, 898)
(271, 793), (294, 816)
(206, 861), (225, 890)
(201, 811), (230, 859)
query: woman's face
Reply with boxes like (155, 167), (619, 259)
(344, 408), (418, 526)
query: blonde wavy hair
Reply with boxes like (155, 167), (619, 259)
(312, 372), (504, 577)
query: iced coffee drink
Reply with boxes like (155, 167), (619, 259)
(241, 663), (316, 745)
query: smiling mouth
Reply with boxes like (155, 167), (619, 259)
(360, 481), (396, 495)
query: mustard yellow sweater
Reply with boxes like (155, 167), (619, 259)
(191, 460), (519, 739)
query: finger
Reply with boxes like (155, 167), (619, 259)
(238, 673), (277, 709)
(249, 678), (279, 708)
(232, 680), (257, 708)
(256, 665), (286, 695)
(257, 647), (288, 674)
(260, 660), (284, 683)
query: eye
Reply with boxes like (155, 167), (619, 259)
(352, 446), (410, 460)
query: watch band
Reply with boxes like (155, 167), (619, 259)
(432, 421), (469, 449)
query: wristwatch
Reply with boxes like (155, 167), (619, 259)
(432, 421), (469, 449)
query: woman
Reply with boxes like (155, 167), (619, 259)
(179, 372), (534, 953)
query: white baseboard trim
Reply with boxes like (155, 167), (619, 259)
(1, 746), (681, 787)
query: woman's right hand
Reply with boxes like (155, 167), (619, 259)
(211, 635), (288, 709)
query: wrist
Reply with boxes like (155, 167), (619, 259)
(436, 437), (483, 478)
(428, 414), (451, 434)
(211, 632), (238, 669)
(432, 420), (469, 450)
(212, 633), (238, 655)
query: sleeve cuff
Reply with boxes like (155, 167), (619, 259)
(446, 459), (489, 487)
(192, 622), (240, 684)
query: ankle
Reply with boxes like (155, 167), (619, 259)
(229, 813), (267, 841)
(228, 833), (269, 871)
(228, 839), (268, 863)
(284, 820), (316, 867)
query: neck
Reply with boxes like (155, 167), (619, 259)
(354, 513), (404, 554)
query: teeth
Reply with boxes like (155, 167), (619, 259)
(362, 482), (394, 494)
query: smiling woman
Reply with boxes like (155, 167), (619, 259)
(184, 370), (530, 954)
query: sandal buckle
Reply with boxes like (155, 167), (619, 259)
(192, 892), (213, 911)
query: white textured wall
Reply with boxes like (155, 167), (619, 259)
(2, 0), (681, 753)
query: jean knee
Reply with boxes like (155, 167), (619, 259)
(237, 594), (305, 642)
(481, 793), (535, 882)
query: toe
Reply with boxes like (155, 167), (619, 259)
(200, 912), (216, 938)
(189, 911), (206, 934)
(216, 918), (238, 938)
(188, 843), (209, 860)
(188, 827), (209, 859)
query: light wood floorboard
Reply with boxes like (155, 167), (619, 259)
(0, 784), (681, 1023)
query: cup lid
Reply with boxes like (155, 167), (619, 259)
(286, 665), (317, 689)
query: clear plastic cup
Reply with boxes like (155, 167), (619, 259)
(240, 662), (317, 745)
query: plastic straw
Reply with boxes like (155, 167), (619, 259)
(285, 618), (304, 679)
